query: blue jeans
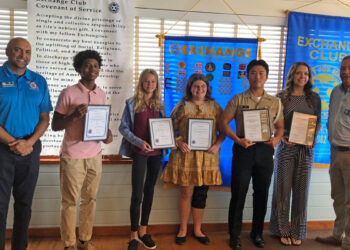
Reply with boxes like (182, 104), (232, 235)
(0, 140), (41, 250)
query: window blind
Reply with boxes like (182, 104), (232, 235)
(135, 17), (286, 95)
(0, 9), (27, 64)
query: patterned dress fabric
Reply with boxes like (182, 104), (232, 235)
(161, 100), (222, 186)
(270, 94), (321, 240)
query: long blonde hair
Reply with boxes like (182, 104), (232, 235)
(134, 68), (163, 113)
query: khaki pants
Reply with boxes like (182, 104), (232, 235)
(60, 154), (102, 247)
(330, 147), (350, 248)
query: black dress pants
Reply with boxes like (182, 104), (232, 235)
(0, 140), (41, 250)
(228, 142), (274, 238)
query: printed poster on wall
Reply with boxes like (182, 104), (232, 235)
(164, 36), (258, 186)
(284, 11), (350, 167)
(27, 0), (134, 155)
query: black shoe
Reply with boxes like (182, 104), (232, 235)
(127, 239), (139, 250)
(138, 234), (156, 249)
(192, 232), (210, 245)
(250, 232), (265, 248)
(229, 236), (241, 249)
(175, 235), (186, 245)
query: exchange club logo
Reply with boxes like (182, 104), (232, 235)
(169, 44), (180, 55)
(109, 2), (120, 14)
(312, 64), (340, 111)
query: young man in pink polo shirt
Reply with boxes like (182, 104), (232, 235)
(52, 50), (112, 250)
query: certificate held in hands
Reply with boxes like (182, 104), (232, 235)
(148, 118), (175, 149)
(288, 112), (317, 146)
(188, 118), (214, 150)
(83, 105), (111, 141)
(243, 109), (271, 142)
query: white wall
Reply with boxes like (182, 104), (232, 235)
(135, 0), (350, 18)
(6, 164), (334, 229)
(0, 0), (25, 9)
(8, 0), (350, 18)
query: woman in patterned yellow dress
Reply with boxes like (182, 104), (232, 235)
(161, 73), (225, 245)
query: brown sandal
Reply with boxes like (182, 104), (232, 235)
(292, 238), (302, 246)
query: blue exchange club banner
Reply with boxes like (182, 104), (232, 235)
(164, 36), (258, 186)
(284, 12), (350, 167)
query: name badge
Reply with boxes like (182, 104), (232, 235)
(27, 81), (39, 90)
(1, 81), (14, 87)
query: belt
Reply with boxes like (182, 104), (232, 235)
(333, 145), (350, 151)
(16, 135), (31, 140)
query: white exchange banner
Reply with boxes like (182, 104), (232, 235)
(27, 0), (134, 155)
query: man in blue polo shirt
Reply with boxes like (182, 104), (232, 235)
(0, 37), (52, 250)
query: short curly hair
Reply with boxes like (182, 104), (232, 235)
(73, 50), (102, 70)
(182, 73), (213, 101)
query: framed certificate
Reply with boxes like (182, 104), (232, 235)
(148, 118), (175, 149)
(83, 105), (111, 141)
(289, 112), (317, 146)
(188, 118), (214, 150)
(243, 109), (271, 142)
